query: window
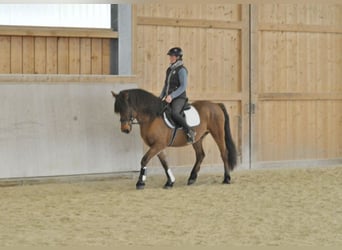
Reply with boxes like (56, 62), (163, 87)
(0, 4), (111, 28)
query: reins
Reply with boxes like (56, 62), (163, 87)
(120, 100), (170, 128)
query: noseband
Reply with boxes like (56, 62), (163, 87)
(120, 113), (139, 125)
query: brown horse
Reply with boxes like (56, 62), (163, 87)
(111, 88), (237, 189)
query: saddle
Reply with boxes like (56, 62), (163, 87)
(162, 102), (200, 129)
(162, 101), (200, 146)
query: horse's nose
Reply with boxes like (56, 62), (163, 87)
(121, 124), (131, 134)
(122, 128), (130, 134)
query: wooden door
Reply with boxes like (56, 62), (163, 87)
(251, 4), (342, 168)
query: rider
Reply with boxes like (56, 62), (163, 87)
(159, 47), (195, 143)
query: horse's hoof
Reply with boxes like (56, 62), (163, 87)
(187, 179), (196, 185)
(222, 174), (231, 184)
(136, 182), (145, 190)
(163, 182), (174, 189)
(136, 185), (145, 190)
(222, 179), (231, 184)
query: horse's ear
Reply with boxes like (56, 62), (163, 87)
(111, 91), (117, 98)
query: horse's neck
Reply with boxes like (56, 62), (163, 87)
(138, 116), (165, 141)
(136, 113), (154, 124)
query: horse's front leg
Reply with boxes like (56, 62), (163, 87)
(157, 151), (175, 189)
(136, 146), (163, 190)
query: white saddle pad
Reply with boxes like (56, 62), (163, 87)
(163, 105), (200, 129)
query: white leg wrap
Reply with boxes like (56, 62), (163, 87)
(167, 169), (175, 183)
(141, 167), (147, 181)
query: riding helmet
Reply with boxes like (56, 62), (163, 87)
(167, 47), (183, 58)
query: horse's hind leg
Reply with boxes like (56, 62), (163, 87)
(188, 138), (206, 185)
(157, 151), (175, 189)
(210, 127), (231, 184)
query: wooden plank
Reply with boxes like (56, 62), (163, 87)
(134, 23), (143, 87)
(240, 4), (251, 165)
(80, 38), (92, 74)
(22, 37), (34, 74)
(69, 38), (80, 74)
(0, 36), (11, 73)
(34, 37), (46, 74)
(0, 26), (118, 38)
(259, 101), (292, 161)
(137, 25), (159, 91)
(198, 28), (208, 95)
(102, 39), (111, 75)
(142, 25), (158, 91)
(207, 28), (220, 93)
(258, 4), (341, 27)
(252, 158), (342, 169)
(206, 4), (241, 22)
(298, 31), (308, 93)
(57, 38), (69, 74)
(46, 37), (58, 74)
(189, 92), (242, 101)
(299, 101), (316, 159)
(10, 36), (23, 73)
(137, 16), (244, 30)
(136, 4), (241, 22)
(331, 34), (342, 92)
(250, 4), (259, 164)
(91, 38), (103, 74)
(317, 33), (329, 93)
(316, 101), (329, 157)
(285, 32), (298, 92)
(259, 23), (342, 34)
(0, 74), (138, 83)
(331, 101), (342, 158)
(258, 93), (342, 101)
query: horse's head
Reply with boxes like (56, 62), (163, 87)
(111, 91), (135, 134)
(111, 88), (163, 133)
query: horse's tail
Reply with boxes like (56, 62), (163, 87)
(218, 103), (237, 170)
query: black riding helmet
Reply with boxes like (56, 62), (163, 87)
(167, 47), (183, 58)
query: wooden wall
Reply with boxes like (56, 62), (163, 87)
(252, 4), (342, 164)
(133, 3), (342, 169)
(1, 4), (340, 172)
(0, 26), (116, 75)
(134, 4), (250, 168)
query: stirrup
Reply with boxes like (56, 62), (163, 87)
(186, 130), (196, 143)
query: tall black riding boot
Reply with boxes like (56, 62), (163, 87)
(185, 128), (196, 144)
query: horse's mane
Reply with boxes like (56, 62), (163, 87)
(115, 88), (164, 120)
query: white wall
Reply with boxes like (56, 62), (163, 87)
(0, 4), (110, 28)
(118, 4), (132, 75)
(0, 83), (142, 179)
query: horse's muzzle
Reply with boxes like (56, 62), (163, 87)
(121, 123), (131, 134)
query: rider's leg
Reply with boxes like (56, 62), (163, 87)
(170, 98), (195, 143)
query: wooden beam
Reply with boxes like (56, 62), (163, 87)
(0, 74), (138, 84)
(0, 25), (118, 38)
(189, 92), (243, 101)
(252, 158), (342, 169)
(137, 17), (244, 30)
(259, 23), (342, 34)
(258, 92), (342, 101)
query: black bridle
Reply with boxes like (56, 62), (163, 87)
(120, 111), (139, 125)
